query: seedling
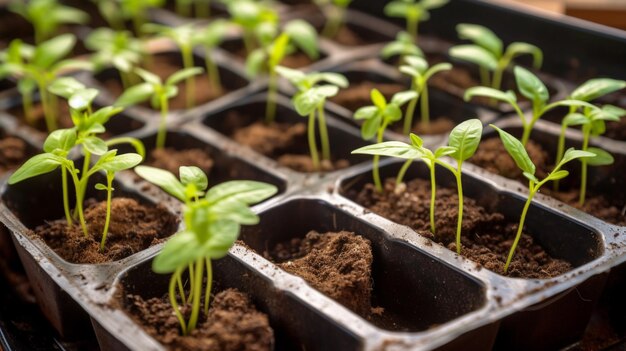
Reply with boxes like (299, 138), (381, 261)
(246, 20), (319, 123)
(86, 28), (145, 90)
(0, 34), (93, 131)
(381, 31), (424, 65)
(10, 0), (89, 44)
(399, 55), (452, 134)
(490, 126), (595, 273)
(90, 0), (124, 31)
(449, 24), (542, 91)
(136, 165), (277, 336)
(384, 0), (448, 41)
(465, 66), (596, 146)
(353, 88), (418, 192)
(225, 0), (279, 54)
(193, 20), (231, 96)
(276, 66), (348, 171)
(314, 0), (353, 38)
(115, 67), (204, 149)
(351, 133), (456, 234)
(119, 0), (165, 35)
(0, 39), (37, 126)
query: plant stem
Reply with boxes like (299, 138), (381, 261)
(169, 268), (188, 335)
(22, 90), (35, 126)
(429, 163), (437, 234)
(321, 6), (344, 39)
(69, 168), (88, 237)
(491, 63), (505, 91)
(187, 263), (195, 301)
(317, 103), (330, 162)
(186, 258), (204, 334)
(407, 18), (418, 42)
(308, 110), (320, 171)
(156, 93), (169, 149)
(61, 166), (73, 227)
(182, 46), (195, 109)
(120, 69), (131, 90)
(205, 50), (222, 96)
(38, 80), (58, 132)
(243, 32), (255, 54)
(479, 66), (491, 88)
(404, 82), (418, 135)
(132, 14), (144, 37)
(99, 173), (114, 251)
(420, 84), (430, 126)
(196, 0), (210, 18)
(454, 165), (463, 254)
(176, 274), (187, 305)
(395, 159), (413, 185)
(579, 126), (591, 206)
(504, 183), (536, 273)
(265, 69), (278, 124)
(372, 126), (385, 193)
(554, 123), (568, 191)
(203, 258), (212, 315)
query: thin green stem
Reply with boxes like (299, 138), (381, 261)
(407, 18), (418, 42)
(203, 258), (212, 315)
(579, 126), (591, 206)
(372, 126), (385, 193)
(205, 50), (222, 96)
(395, 159), (413, 185)
(156, 93), (169, 149)
(99, 173), (114, 251)
(404, 81), (418, 135)
(22, 91), (35, 126)
(504, 183), (536, 273)
(182, 46), (196, 109)
(187, 263), (195, 302)
(38, 80), (58, 132)
(454, 164), (463, 255)
(76, 151), (92, 217)
(491, 62), (506, 91)
(61, 166), (73, 227)
(243, 32), (255, 54)
(429, 163), (437, 234)
(321, 6), (344, 39)
(176, 274), (187, 305)
(554, 123), (568, 191)
(420, 84), (430, 126)
(308, 110), (320, 171)
(479, 66), (491, 88)
(317, 103), (330, 162)
(69, 167), (88, 236)
(170, 268), (188, 335)
(186, 258), (204, 334)
(196, 0), (210, 18)
(265, 70), (278, 124)
(120, 70), (131, 90)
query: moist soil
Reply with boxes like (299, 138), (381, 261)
(0, 135), (29, 175)
(98, 54), (226, 110)
(9, 102), (73, 133)
(472, 137), (626, 226)
(330, 81), (404, 112)
(148, 148), (215, 176)
(33, 198), (179, 264)
(124, 288), (274, 351)
(265, 231), (375, 318)
(604, 119), (626, 141)
(351, 178), (573, 279)
(226, 112), (350, 172)
(390, 117), (456, 136)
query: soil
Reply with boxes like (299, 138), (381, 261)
(0, 135), (29, 175)
(351, 178), (573, 279)
(125, 288), (274, 351)
(9, 102), (73, 133)
(148, 148), (214, 176)
(604, 119), (626, 141)
(98, 54), (226, 110)
(33, 198), (179, 264)
(229, 115), (350, 172)
(330, 81), (404, 112)
(472, 137), (626, 226)
(326, 25), (370, 47)
(390, 117), (456, 136)
(265, 231), (374, 317)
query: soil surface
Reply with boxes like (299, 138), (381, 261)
(0, 135), (29, 175)
(330, 81), (404, 112)
(229, 114), (349, 172)
(390, 117), (456, 136)
(34, 198), (179, 264)
(265, 231), (374, 317)
(351, 178), (572, 279)
(9, 102), (73, 133)
(472, 137), (626, 226)
(125, 288), (274, 351)
(325, 25), (371, 47)
(604, 119), (626, 141)
(148, 148), (214, 176)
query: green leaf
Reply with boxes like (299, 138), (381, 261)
(464, 86), (517, 104)
(245, 49), (266, 78)
(284, 20), (319, 60)
(514, 66), (549, 106)
(208, 200), (259, 225)
(33, 34), (76, 69)
(351, 141), (421, 159)
(82, 136), (108, 155)
(95, 183), (108, 191)
(166, 67), (203, 86)
(115, 82), (154, 107)
(434, 146), (457, 158)
(586, 147), (614, 166)
(48, 77), (85, 99)
(505, 42), (543, 69)
(449, 44), (498, 71)
(135, 68), (161, 85)
(384, 104), (402, 122)
(361, 115), (381, 140)
(152, 230), (202, 273)
(391, 91), (418, 107)
(384, 1), (409, 18)
(422, 0), (449, 10)
(456, 24), (502, 58)
(410, 133), (423, 147)
(8, 153), (63, 184)
(275, 65), (306, 85)
(317, 72), (349, 88)
(354, 106), (378, 120)
(135, 166), (186, 202)
(562, 113), (589, 127)
(69, 89), (99, 111)
(205, 180), (278, 206)
(523, 172), (539, 183)
(424, 62), (453, 82)
(545, 170), (568, 181)
(371, 89), (387, 109)
(99, 153), (142, 173)
(293, 86), (338, 115)
(571, 78), (626, 102)
(180, 166), (208, 191)
(195, 19), (229, 48)
(404, 55), (429, 74)
(448, 119), (483, 162)
(381, 35), (423, 59)
(557, 148), (597, 169)
(44, 128), (76, 153)
(202, 220), (240, 258)
(490, 125), (535, 176)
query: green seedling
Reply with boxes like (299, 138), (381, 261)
(136, 165), (277, 336)
(90, 0), (125, 30)
(381, 31), (424, 65)
(193, 20), (231, 96)
(314, 0), (353, 38)
(86, 28), (145, 90)
(0, 34), (93, 131)
(0, 39), (37, 126)
(276, 66), (348, 171)
(490, 125), (595, 273)
(10, 0), (89, 44)
(352, 133), (456, 234)
(246, 20), (319, 124)
(449, 24), (542, 91)
(465, 66), (596, 146)
(119, 0), (165, 35)
(399, 55), (452, 133)
(353, 88), (418, 192)
(225, 0), (279, 54)
(384, 0), (448, 41)
(116, 67), (204, 149)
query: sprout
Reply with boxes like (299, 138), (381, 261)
(314, 0), (353, 39)
(384, 0), (448, 41)
(449, 24), (542, 91)
(381, 31), (424, 65)
(225, 0), (279, 54)
(119, 0), (165, 36)
(10, 0), (89, 44)
(193, 20), (231, 96)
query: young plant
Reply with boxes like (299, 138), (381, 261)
(86, 28), (145, 90)
(314, 0), (353, 38)
(225, 0), (279, 54)
(276, 66), (349, 171)
(10, 0), (89, 44)
(115, 67), (204, 149)
(91, 0), (125, 31)
(399, 55), (452, 134)
(119, 0), (165, 35)
(0, 39), (37, 126)
(490, 126), (595, 273)
(353, 89), (418, 192)
(135, 165), (278, 336)
(246, 20), (319, 124)
(449, 24), (542, 91)
(384, 0), (449, 41)
(381, 31), (424, 65)
(193, 20), (231, 96)
(465, 66), (596, 146)
(351, 133), (456, 234)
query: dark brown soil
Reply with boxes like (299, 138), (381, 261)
(265, 231), (374, 317)
(330, 81), (404, 112)
(148, 148), (214, 176)
(327, 25), (369, 47)
(390, 117), (456, 136)
(472, 137), (626, 226)
(0, 135), (29, 175)
(34, 198), (179, 264)
(125, 288), (274, 351)
(604, 119), (626, 141)
(351, 178), (573, 278)
(230, 116), (349, 172)
(8, 102), (73, 133)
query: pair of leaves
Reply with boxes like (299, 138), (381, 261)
(354, 89), (417, 139)
(115, 67), (203, 107)
(400, 56), (452, 84)
(570, 78), (626, 102)
(384, 0), (448, 20)
(381, 31), (424, 60)
(135, 166), (209, 202)
(49, 77), (99, 111)
(10, 0), (89, 41)
(276, 66), (348, 116)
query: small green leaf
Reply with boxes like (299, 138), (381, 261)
(354, 106), (378, 120)
(514, 66), (549, 106)
(9, 153), (63, 184)
(371, 89), (387, 109)
(545, 170), (568, 181)
(434, 146), (457, 158)
(69, 89), (99, 111)
(135, 68), (161, 85)
(384, 104), (402, 122)
(152, 230), (202, 273)
(506, 42), (543, 69)
(562, 113), (589, 127)
(245, 49), (266, 78)
(44, 128), (76, 153)
(384, 1), (409, 17)
(48, 77), (85, 98)
(284, 20), (319, 60)
(180, 166), (208, 191)
(33, 34), (76, 69)
(424, 62), (453, 82)
(523, 171), (539, 183)
(95, 183), (108, 191)
(586, 147), (614, 166)
(82, 137), (108, 155)
(490, 125), (535, 176)
(456, 23), (502, 58)
(558, 148), (597, 168)
(410, 133), (423, 147)
(464, 86), (517, 104)
(449, 44), (498, 71)
(422, 0), (449, 10)
(205, 180), (278, 206)
(571, 78), (626, 102)
(361, 115), (381, 140)
(391, 91), (418, 107)
(351, 141), (421, 159)
(275, 65), (306, 85)
(448, 119), (483, 162)
(317, 72), (349, 88)
(166, 67), (203, 86)
(115, 82), (154, 107)
(99, 153), (143, 173)
(135, 166), (186, 202)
